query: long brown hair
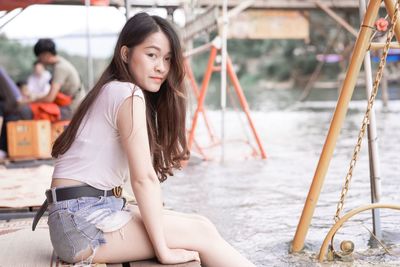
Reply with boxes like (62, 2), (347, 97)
(52, 13), (189, 182)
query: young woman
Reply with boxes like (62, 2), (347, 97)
(34, 13), (255, 266)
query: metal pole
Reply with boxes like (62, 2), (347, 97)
(220, 0), (228, 162)
(0, 9), (24, 31)
(381, 71), (389, 107)
(291, 0), (382, 252)
(125, 0), (130, 20)
(359, 0), (382, 241)
(85, 0), (94, 90)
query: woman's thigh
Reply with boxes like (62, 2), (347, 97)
(92, 206), (153, 263)
(93, 205), (217, 263)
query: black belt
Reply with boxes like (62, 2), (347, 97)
(32, 185), (123, 231)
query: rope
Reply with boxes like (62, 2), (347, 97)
(334, 0), (400, 222)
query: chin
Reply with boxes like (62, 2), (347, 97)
(144, 86), (162, 93)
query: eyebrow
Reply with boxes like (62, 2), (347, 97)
(145, 45), (171, 54)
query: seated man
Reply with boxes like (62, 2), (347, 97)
(32, 38), (85, 119)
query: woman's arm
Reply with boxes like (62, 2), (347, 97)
(117, 95), (199, 264)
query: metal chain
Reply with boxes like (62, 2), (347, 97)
(334, 0), (400, 222)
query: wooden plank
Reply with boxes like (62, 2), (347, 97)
(130, 260), (200, 267)
(182, 6), (219, 41)
(126, 0), (365, 9)
(315, 0), (358, 37)
(228, 10), (309, 40)
(370, 42), (400, 50)
(0, 218), (201, 266)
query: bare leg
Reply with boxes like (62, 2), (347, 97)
(93, 205), (255, 267)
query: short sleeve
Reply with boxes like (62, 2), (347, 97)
(103, 81), (144, 130)
(52, 63), (68, 85)
(133, 88), (144, 99)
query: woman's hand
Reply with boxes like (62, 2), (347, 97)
(158, 248), (200, 265)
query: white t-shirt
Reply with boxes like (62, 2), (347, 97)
(52, 80), (144, 190)
(27, 70), (51, 100)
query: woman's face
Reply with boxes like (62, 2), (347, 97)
(124, 31), (171, 93)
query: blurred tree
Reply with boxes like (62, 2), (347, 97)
(0, 35), (35, 82)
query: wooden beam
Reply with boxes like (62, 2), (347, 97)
(182, 6), (219, 41)
(126, 0), (368, 10)
(369, 42), (400, 50)
(315, 0), (358, 37)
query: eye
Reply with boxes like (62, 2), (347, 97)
(165, 57), (171, 62)
(147, 53), (157, 59)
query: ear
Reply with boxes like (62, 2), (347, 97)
(120, 46), (129, 63)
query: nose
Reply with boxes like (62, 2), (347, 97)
(155, 59), (166, 74)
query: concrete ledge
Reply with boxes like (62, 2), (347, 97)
(0, 219), (202, 267)
(125, 260), (201, 266)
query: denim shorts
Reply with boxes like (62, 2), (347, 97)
(47, 195), (131, 264)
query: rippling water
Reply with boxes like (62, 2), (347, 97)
(162, 88), (400, 266)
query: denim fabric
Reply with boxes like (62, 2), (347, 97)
(47, 196), (125, 263)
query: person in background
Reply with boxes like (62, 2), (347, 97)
(26, 60), (51, 101)
(0, 67), (23, 103)
(33, 38), (85, 119)
(0, 67), (32, 158)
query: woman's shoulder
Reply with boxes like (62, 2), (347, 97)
(103, 80), (144, 99)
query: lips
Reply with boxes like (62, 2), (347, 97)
(150, 77), (163, 83)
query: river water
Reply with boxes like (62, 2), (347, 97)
(161, 88), (400, 266)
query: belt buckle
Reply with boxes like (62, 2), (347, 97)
(50, 188), (57, 203)
(112, 186), (123, 198)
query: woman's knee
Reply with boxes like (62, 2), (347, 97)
(192, 215), (220, 238)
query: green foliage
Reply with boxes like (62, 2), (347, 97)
(0, 35), (36, 82)
(292, 53), (318, 76)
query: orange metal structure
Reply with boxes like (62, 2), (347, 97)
(186, 44), (267, 159)
(184, 58), (218, 145)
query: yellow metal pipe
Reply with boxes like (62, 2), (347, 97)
(318, 203), (400, 262)
(384, 0), (400, 42)
(369, 42), (400, 50)
(291, 0), (382, 253)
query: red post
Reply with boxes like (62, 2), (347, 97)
(226, 56), (267, 159)
(188, 47), (218, 150)
(185, 59), (218, 143)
